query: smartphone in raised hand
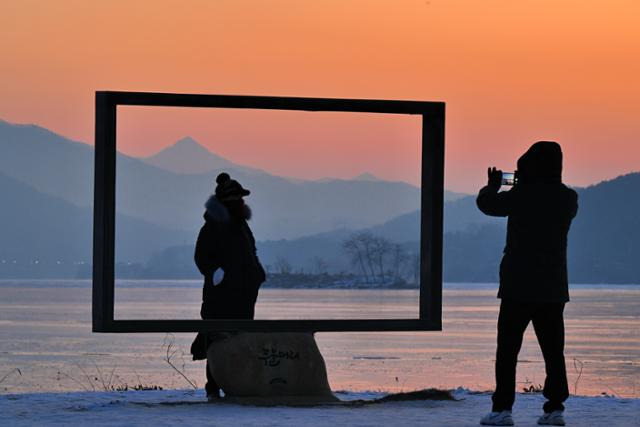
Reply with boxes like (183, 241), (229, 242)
(501, 172), (517, 186)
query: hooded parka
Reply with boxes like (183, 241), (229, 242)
(476, 141), (578, 303)
(195, 195), (266, 319)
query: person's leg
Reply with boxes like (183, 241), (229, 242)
(205, 361), (221, 398)
(532, 303), (569, 413)
(492, 299), (531, 412)
(198, 321), (221, 399)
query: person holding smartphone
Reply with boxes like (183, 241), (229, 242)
(477, 141), (578, 426)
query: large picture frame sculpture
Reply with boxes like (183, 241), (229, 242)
(93, 91), (445, 333)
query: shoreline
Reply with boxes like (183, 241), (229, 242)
(1, 279), (639, 288)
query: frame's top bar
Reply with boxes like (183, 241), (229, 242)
(96, 91), (444, 115)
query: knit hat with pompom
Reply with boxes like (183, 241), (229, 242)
(214, 172), (250, 201)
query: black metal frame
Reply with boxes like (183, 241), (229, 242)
(93, 91), (445, 333)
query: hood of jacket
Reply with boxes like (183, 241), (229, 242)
(517, 140), (563, 184)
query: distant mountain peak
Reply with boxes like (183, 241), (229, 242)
(174, 136), (201, 147)
(164, 136), (212, 155)
(147, 136), (226, 160)
(175, 136), (196, 144)
(141, 136), (268, 177)
(353, 172), (381, 182)
(143, 137), (233, 174)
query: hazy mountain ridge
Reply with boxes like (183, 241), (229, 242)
(568, 173), (640, 283)
(0, 119), (424, 240)
(0, 119), (94, 209)
(257, 173), (640, 283)
(0, 171), (191, 278)
(1, 118), (638, 283)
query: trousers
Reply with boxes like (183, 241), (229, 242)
(492, 299), (569, 413)
(205, 362), (220, 397)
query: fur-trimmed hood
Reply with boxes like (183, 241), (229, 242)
(204, 195), (230, 223)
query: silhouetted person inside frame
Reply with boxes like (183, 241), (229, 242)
(190, 172), (266, 400)
(477, 141), (578, 426)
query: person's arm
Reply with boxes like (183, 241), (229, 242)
(568, 189), (578, 219)
(245, 223), (267, 283)
(476, 167), (513, 217)
(194, 223), (221, 283)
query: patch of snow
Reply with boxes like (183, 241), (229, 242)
(1, 389), (638, 427)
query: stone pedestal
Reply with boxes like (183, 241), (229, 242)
(207, 332), (336, 403)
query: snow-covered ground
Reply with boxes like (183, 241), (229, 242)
(1, 388), (638, 427)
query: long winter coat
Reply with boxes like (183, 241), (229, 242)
(194, 196), (266, 320)
(476, 142), (578, 303)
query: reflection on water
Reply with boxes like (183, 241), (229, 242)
(0, 281), (638, 397)
(114, 282), (420, 320)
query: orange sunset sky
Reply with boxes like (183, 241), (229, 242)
(1, 0), (639, 192)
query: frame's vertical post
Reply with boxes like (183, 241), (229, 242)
(420, 106), (445, 330)
(93, 92), (116, 332)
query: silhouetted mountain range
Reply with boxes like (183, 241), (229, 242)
(97, 172), (640, 285)
(0, 119), (436, 241)
(260, 173), (640, 284)
(0, 118), (444, 277)
(0, 170), (190, 277)
(0, 118), (638, 283)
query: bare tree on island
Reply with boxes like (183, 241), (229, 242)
(343, 234), (371, 284)
(390, 243), (409, 284)
(274, 256), (292, 275)
(343, 231), (407, 286)
(358, 232), (378, 282)
(371, 235), (392, 283)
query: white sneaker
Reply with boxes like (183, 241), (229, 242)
(480, 410), (514, 426)
(537, 410), (565, 426)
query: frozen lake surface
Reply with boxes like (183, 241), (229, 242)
(1, 281), (638, 398)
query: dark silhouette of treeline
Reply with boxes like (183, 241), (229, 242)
(76, 231), (418, 288)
